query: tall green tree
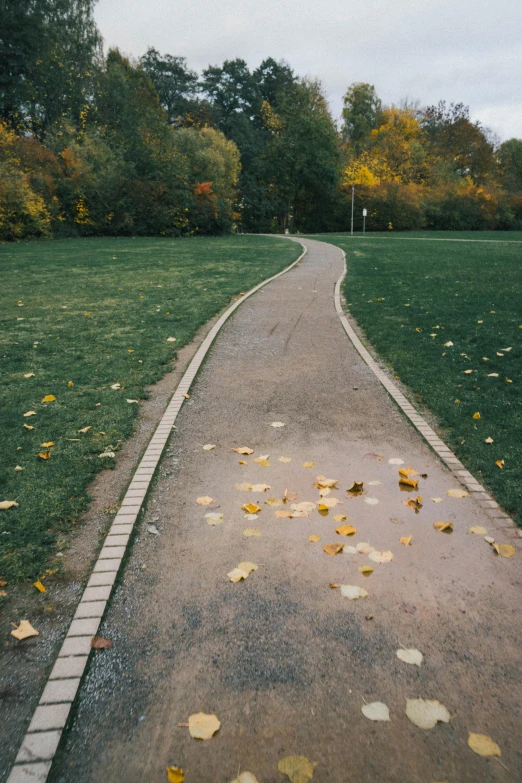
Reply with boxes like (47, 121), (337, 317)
(139, 47), (199, 125)
(497, 138), (522, 192)
(341, 82), (382, 149)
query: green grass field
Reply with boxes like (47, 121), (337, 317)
(312, 231), (522, 526)
(0, 235), (300, 583)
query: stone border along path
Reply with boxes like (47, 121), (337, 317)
(6, 242), (308, 783)
(7, 237), (519, 782)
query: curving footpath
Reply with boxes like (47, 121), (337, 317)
(9, 238), (521, 783)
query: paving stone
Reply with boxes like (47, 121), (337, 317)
(28, 703), (72, 732)
(98, 546), (126, 560)
(82, 584), (112, 600)
(74, 600), (106, 619)
(15, 731), (62, 762)
(87, 571), (117, 588)
(58, 636), (92, 657)
(103, 534), (129, 546)
(49, 655), (88, 680)
(7, 762), (52, 783)
(108, 522), (133, 534)
(40, 678), (80, 704)
(67, 617), (101, 636)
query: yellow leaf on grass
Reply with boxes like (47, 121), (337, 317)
(40, 442), (54, 448)
(232, 447), (254, 455)
(309, 535), (320, 542)
(274, 510), (292, 518)
(347, 481), (364, 495)
(484, 437), (494, 444)
(24, 373), (35, 378)
(278, 755), (316, 783)
(242, 503), (261, 514)
(399, 467), (420, 478)
(468, 526), (487, 535)
(467, 733), (501, 757)
(68, 381), (73, 387)
(33, 579), (46, 593)
(447, 488), (469, 498)
(472, 412), (481, 419)
(323, 543), (343, 556)
(196, 496), (213, 506)
(332, 514), (347, 523)
(0, 500), (19, 510)
(336, 525), (356, 536)
(23, 424), (34, 430)
(265, 497), (282, 507)
(23, 411), (37, 417)
(38, 451), (51, 460)
(188, 712), (221, 739)
(235, 482), (253, 491)
(78, 426), (92, 433)
(495, 459), (505, 469)
(434, 521), (453, 533)
(11, 620), (39, 640)
(315, 476), (339, 489)
(243, 528), (261, 537)
(359, 565), (373, 577)
(166, 766), (185, 782)
(400, 536), (413, 546)
(42, 395), (56, 403)
(302, 461), (314, 468)
(463, 369), (473, 375)
(279, 456), (292, 463)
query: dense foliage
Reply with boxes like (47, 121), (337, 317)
(1, 1), (522, 238)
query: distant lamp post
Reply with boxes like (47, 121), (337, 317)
(350, 186), (355, 236)
(363, 208), (367, 234)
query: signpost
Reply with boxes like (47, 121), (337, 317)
(363, 208), (367, 234)
(350, 186), (355, 236)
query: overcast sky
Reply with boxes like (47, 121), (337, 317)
(94, 0), (522, 141)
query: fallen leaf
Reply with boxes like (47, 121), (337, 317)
(309, 535), (320, 542)
(400, 536), (413, 546)
(347, 481), (364, 495)
(362, 702), (390, 721)
(265, 497), (282, 507)
(11, 620), (39, 640)
(399, 467), (420, 478)
(37, 450), (51, 460)
(318, 497), (341, 509)
(332, 514), (347, 523)
(42, 394), (56, 402)
(463, 369), (473, 375)
(203, 444), (216, 450)
(359, 565), (374, 577)
(251, 483), (271, 492)
(166, 766), (185, 783)
(188, 712), (220, 740)
(0, 501), (19, 510)
(329, 583), (340, 588)
(397, 648), (423, 666)
(279, 456), (292, 463)
(302, 461), (314, 468)
(23, 424), (34, 430)
(278, 755), (316, 783)
(110, 383), (121, 390)
(292, 501), (316, 513)
(23, 411), (37, 417)
(323, 544), (343, 556)
(126, 398), (139, 404)
(274, 510), (292, 518)
(340, 584), (368, 600)
(336, 524), (357, 536)
(242, 503), (261, 514)
(91, 636), (112, 649)
(405, 698), (450, 729)
(243, 528), (261, 536)
(78, 426), (92, 433)
(368, 480), (381, 486)
(495, 459), (505, 469)
(493, 543), (515, 558)
(388, 458), (404, 465)
(447, 488), (469, 498)
(24, 372), (35, 378)
(0, 590), (7, 597)
(182, 393), (190, 399)
(369, 550), (394, 563)
(147, 524), (161, 535)
(205, 513), (223, 526)
(467, 733), (501, 757)
(14, 465), (23, 471)
(167, 337), (177, 342)
(314, 476), (339, 489)
(472, 412), (481, 419)
(488, 373), (499, 377)
(238, 460), (247, 465)
(232, 447), (254, 455)
(98, 451), (115, 459)
(399, 477), (419, 489)
(468, 526), (487, 535)
(271, 421), (285, 428)
(484, 437), (494, 444)
(33, 579), (46, 593)
(229, 773), (259, 783)
(235, 482), (253, 491)
(283, 490), (298, 503)
(356, 541), (374, 554)
(364, 497), (379, 506)
(342, 545), (358, 554)
(443, 341), (453, 347)
(433, 521), (453, 533)
(40, 441), (54, 448)
(253, 458), (270, 467)
(196, 496), (213, 506)
(431, 497), (443, 503)
(318, 488), (331, 497)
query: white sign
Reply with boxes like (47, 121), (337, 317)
(363, 208), (367, 217)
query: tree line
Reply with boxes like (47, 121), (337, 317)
(1, 0), (521, 241)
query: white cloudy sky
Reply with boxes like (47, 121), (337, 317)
(94, 0), (522, 140)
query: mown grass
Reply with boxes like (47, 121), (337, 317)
(0, 235), (300, 582)
(311, 231), (522, 526)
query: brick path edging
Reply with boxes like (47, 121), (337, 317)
(333, 246), (520, 545)
(6, 241), (308, 783)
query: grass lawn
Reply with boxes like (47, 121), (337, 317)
(0, 235), (300, 583)
(310, 231), (522, 526)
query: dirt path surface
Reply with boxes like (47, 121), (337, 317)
(49, 239), (521, 783)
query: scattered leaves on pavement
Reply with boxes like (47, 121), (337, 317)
(279, 456), (292, 463)
(309, 535), (320, 542)
(467, 733), (501, 757)
(314, 476), (339, 489)
(242, 503), (261, 514)
(243, 528), (261, 537)
(399, 477), (419, 489)
(302, 461), (314, 468)
(389, 458), (404, 465)
(323, 543), (343, 556)
(275, 510), (292, 518)
(359, 565), (374, 577)
(369, 550), (394, 563)
(227, 562), (258, 582)
(203, 444), (216, 451)
(403, 496), (423, 512)
(188, 712), (221, 740)
(271, 422), (285, 428)
(364, 497), (379, 505)
(229, 773), (259, 783)
(347, 481), (364, 495)
(265, 497), (282, 507)
(235, 482), (253, 491)
(335, 524), (357, 536)
(251, 483), (271, 492)
(468, 526), (488, 535)
(400, 536), (413, 546)
(332, 514), (347, 523)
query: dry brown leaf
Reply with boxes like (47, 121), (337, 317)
(314, 476), (339, 489)
(235, 482), (253, 491)
(309, 535), (320, 542)
(332, 514), (347, 523)
(347, 481), (364, 495)
(0, 500), (19, 510)
(447, 488), (469, 498)
(405, 698), (450, 729)
(335, 524), (357, 536)
(188, 712), (221, 740)
(400, 536), (413, 546)
(274, 510), (292, 518)
(11, 620), (39, 640)
(468, 526), (487, 535)
(196, 496), (213, 506)
(278, 755), (316, 783)
(33, 579), (46, 593)
(278, 456), (292, 463)
(495, 459), (505, 469)
(78, 426), (92, 433)
(166, 766), (185, 783)
(329, 583), (340, 588)
(42, 394), (56, 403)
(433, 521), (453, 533)
(399, 467), (420, 478)
(91, 635), (113, 649)
(323, 543), (343, 556)
(399, 477), (419, 489)
(302, 461), (314, 468)
(265, 497), (282, 507)
(359, 565), (374, 577)
(467, 733), (501, 757)
(242, 503), (261, 514)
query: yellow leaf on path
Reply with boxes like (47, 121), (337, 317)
(362, 702), (390, 721)
(431, 497), (443, 503)
(397, 648), (423, 666)
(399, 477), (419, 489)
(495, 459), (505, 469)
(253, 458), (270, 467)
(232, 447), (254, 455)
(318, 497), (341, 508)
(238, 460), (247, 465)
(196, 496), (213, 506)
(492, 543), (515, 558)
(11, 620), (39, 640)
(388, 458), (404, 465)
(347, 481), (364, 495)
(278, 755), (316, 783)
(467, 733), (501, 757)
(447, 488), (469, 498)
(275, 510), (292, 518)
(318, 488), (330, 497)
(472, 412), (481, 419)
(166, 766), (185, 782)
(369, 550), (394, 563)
(309, 535), (320, 542)
(359, 565), (374, 577)
(188, 712), (220, 740)
(332, 514), (347, 523)
(38, 451), (51, 460)
(0, 501), (19, 510)
(484, 437), (494, 444)
(434, 521), (453, 533)
(251, 483), (271, 492)
(292, 502), (316, 513)
(340, 584), (368, 600)
(468, 526), (487, 535)
(42, 395), (56, 403)
(290, 510), (309, 518)
(271, 421), (285, 427)
(40, 442), (54, 448)
(23, 411), (37, 417)
(283, 490), (298, 503)
(356, 542), (375, 554)
(405, 698), (450, 729)
(78, 426), (92, 433)
(314, 476), (339, 489)
(202, 444), (216, 450)
(238, 562), (258, 574)
(243, 528), (261, 537)
(399, 467), (420, 478)
(33, 579), (46, 593)
(230, 773), (259, 783)
(242, 503), (261, 514)
(400, 536), (413, 546)
(265, 497), (282, 507)
(182, 393), (190, 399)
(336, 525), (356, 536)
(204, 513), (223, 526)
(235, 482), (253, 491)
(323, 544), (343, 556)
(302, 461), (314, 468)
(279, 456), (292, 463)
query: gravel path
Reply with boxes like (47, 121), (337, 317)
(48, 238), (521, 783)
